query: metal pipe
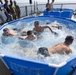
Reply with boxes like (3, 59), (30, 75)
(25, 6), (28, 16)
(34, 1), (35, 13)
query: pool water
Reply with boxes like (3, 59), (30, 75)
(0, 18), (76, 65)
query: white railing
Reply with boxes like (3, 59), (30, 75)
(0, 3), (76, 24)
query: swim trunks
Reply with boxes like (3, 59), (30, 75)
(38, 47), (50, 57)
(33, 31), (38, 35)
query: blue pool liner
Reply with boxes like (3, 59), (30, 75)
(0, 16), (76, 75)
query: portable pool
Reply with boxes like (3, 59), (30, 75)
(44, 8), (74, 19)
(0, 16), (76, 75)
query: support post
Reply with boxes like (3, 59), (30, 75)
(25, 6), (28, 16)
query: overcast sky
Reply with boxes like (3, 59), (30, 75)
(15, 0), (76, 3)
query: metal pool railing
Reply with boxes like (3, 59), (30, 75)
(19, 3), (76, 17)
(0, 3), (76, 24)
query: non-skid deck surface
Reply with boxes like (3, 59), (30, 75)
(0, 59), (11, 75)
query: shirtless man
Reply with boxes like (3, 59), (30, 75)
(38, 36), (74, 57)
(33, 21), (56, 35)
(46, 0), (55, 11)
(2, 28), (18, 36)
(19, 30), (36, 40)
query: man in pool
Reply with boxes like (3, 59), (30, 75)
(19, 30), (36, 40)
(38, 35), (74, 57)
(33, 21), (57, 35)
(2, 28), (18, 36)
(46, 0), (55, 11)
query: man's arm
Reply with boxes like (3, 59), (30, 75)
(43, 26), (55, 33)
(65, 48), (72, 54)
(19, 36), (27, 40)
(51, 0), (55, 3)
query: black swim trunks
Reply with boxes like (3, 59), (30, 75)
(37, 47), (50, 57)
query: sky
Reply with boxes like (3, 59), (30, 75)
(2, 0), (76, 3)
(14, 0), (76, 3)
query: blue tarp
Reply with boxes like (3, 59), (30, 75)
(2, 55), (56, 75)
(44, 8), (74, 19)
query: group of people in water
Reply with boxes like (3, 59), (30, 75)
(0, 0), (74, 57)
(2, 21), (74, 57)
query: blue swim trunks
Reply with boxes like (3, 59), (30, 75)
(33, 31), (38, 35)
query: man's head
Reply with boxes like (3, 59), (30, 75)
(65, 35), (74, 45)
(27, 30), (32, 36)
(3, 28), (9, 32)
(14, 1), (16, 5)
(10, 0), (13, 5)
(46, 3), (50, 7)
(3, 28), (9, 36)
(34, 21), (39, 27)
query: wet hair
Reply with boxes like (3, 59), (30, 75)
(14, 0), (16, 5)
(3, 28), (9, 32)
(34, 21), (39, 25)
(65, 35), (74, 44)
(46, 3), (49, 7)
(27, 30), (32, 35)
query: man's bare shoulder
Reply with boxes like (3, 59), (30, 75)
(54, 42), (63, 46)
